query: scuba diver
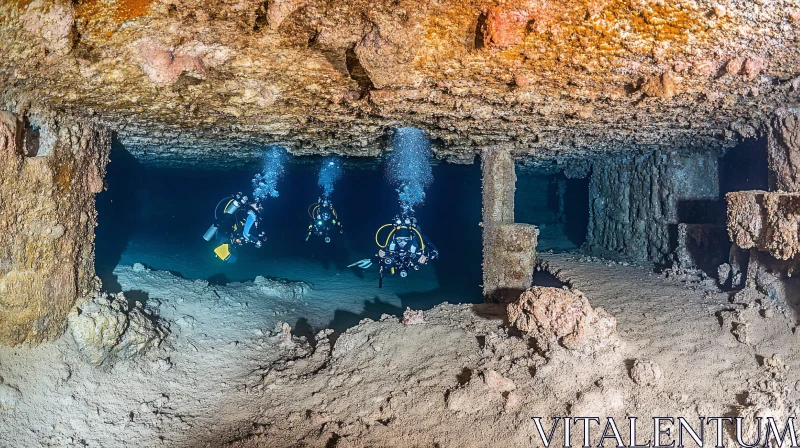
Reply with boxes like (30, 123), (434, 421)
(350, 214), (439, 287)
(203, 192), (267, 263)
(306, 198), (343, 243)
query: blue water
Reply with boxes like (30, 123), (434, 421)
(95, 142), (582, 334)
(95, 147), (486, 323)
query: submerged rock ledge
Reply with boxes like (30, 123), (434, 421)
(2, 0), (798, 164)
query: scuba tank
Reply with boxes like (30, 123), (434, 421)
(203, 225), (218, 241)
(224, 193), (248, 215)
(225, 199), (241, 214)
(225, 201), (240, 214)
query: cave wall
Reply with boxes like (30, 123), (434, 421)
(724, 109), (800, 301)
(586, 151), (720, 264)
(767, 109), (800, 192)
(0, 110), (109, 346)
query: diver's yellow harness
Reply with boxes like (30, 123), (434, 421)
(375, 224), (425, 250)
(374, 222), (426, 286)
(308, 204), (339, 224)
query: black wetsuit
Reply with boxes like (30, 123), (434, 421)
(380, 225), (438, 275)
(308, 203), (342, 240)
(216, 204), (264, 247)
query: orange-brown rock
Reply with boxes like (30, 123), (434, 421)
(0, 0), (795, 163)
(482, 6), (530, 50)
(726, 190), (800, 261)
(640, 71), (677, 99)
(507, 286), (616, 353)
(0, 109), (109, 345)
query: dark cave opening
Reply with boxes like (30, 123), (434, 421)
(562, 177), (590, 247)
(95, 143), (484, 332)
(720, 136), (769, 193)
(514, 167), (589, 251)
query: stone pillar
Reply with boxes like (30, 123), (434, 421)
(555, 178), (567, 223)
(767, 110), (800, 192)
(480, 148), (537, 303)
(482, 223), (538, 303)
(0, 110), (110, 346)
(721, 110), (800, 299)
(481, 148), (516, 223)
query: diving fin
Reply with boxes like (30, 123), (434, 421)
(348, 259), (373, 268)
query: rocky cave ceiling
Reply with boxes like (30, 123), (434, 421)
(1, 0), (799, 166)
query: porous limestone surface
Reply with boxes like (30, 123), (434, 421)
(1, 254), (799, 447)
(726, 190), (800, 261)
(0, 108), (109, 345)
(1, 0), (798, 164)
(507, 285), (616, 354)
(67, 292), (168, 366)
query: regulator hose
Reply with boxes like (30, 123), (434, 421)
(377, 225), (426, 250)
(308, 203), (319, 219)
(214, 197), (234, 220)
(375, 223), (393, 248)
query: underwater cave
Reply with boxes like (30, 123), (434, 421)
(4, 0), (800, 446)
(94, 140), (491, 333)
(94, 138), (588, 334)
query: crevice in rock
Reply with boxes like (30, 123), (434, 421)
(22, 117), (41, 157)
(474, 13), (487, 50)
(253, 1), (268, 32)
(345, 46), (374, 95)
(172, 73), (205, 91)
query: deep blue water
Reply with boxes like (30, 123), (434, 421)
(95, 146), (576, 325)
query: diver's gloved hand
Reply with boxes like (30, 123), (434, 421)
(347, 259), (373, 269)
(418, 254), (428, 265)
(430, 250), (439, 260)
(378, 249), (386, 258)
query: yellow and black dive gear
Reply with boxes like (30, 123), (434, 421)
(204, 192), (265, 263)
(214, 243), (235, 262)
(306, 198), (342, 243)
(375, 214), (435, 288)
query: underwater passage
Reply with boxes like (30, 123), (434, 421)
(94, 148), (493, 330)
(94, 134), (579, 330)
(201, 128), (441, 289)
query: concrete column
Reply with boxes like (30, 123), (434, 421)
(482, 223), (538, 303)
(480, 148), (538, 303)
(481, 148), (516, 223)
(767, 110), (800, 192)
(0, 110), (109, 346)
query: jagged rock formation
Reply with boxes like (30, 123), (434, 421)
(0, 108), (109, 346)
(507, 286), (616, 354)
(0, 0), (798, 164)
(727, 190), (800, 261)
(67, 292), (168, 366)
